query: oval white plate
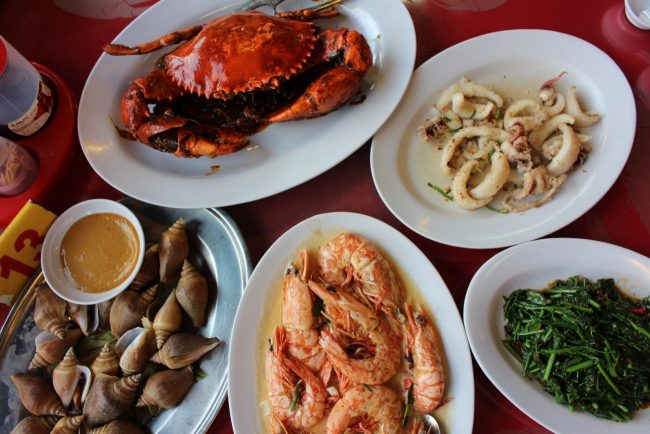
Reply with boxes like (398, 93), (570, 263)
(78, 0), (415, 208)
(464, 238), (650, 434)
(228, 212), (474, 434)
(370, 30), (636, 249)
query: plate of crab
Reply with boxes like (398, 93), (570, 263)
(78, 0), (416, 208)
(228, 212), (474, 434)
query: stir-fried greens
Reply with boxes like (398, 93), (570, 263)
(503, 276), (650, 421)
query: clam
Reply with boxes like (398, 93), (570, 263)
(91, 344), (120, 377)
(51, 415), (84, 434)
(176, 260), (208, 327)
(67, 302), (99, 336)
(33, 284), (70, 339)
(109, 285), (158, 337)
(10, 416), (57, 434)
(159, 218), (190, 283)
(130, 243), (159, 290)
(151, 333), (220, 369)
(83, 373), (142, 428)
(88, 420), (148, 434)
(115, 327), (156, 375)
(52, 347), (92, 408)
(11, 373), (65, 416)
(97, 299), (113, 332)
(29, 329), (83, 370)
(153, 289), (182, 348)
(136, 366), (193, 408)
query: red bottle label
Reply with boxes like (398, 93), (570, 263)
(7, 80), (54, 136)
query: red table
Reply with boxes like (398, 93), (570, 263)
(1, 0), (649, 433)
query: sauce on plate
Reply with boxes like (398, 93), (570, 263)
(60, 212), (140, 293)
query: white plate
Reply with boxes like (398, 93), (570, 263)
(228, 212), (474, 434)
(370, 30), (636, 249)
(464, 238), (650, 434)
(78, 0), (415, 208)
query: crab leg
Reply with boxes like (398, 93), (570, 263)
(120, 70), (249, 157)
(103, 24), (203, 55)
(268, 28), (372, 123)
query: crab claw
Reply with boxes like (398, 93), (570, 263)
(176, 126), (250, 158)
(268, 28), (372, 122)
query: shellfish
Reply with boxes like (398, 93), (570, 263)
(33, 284), (70, 339)
(115, 327), (157, 375)
(29, 329), (83, 370)
(130, 243), (159, 290)
(153, 289), (182, 348)
(10, 416), (57, 434)
(176, 260), (208, 328)
(136, 366), (194, 408)
(83, 374), (142, 427)
(109, 285), (158, 337)
(52, 347), (92, 408)
(11, 373), (66, 416)
(67, 302), (99, 336)
(51, 416), (84, 434)
(159, 218), (190, 283)
(151, 333), (220, 369)
(88, 420), (148, 434)
(90, 344), (120, 377)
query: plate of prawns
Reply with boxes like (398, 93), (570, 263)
(228, 212), (474, 433)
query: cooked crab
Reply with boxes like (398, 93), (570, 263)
(104, 1), (373, 158)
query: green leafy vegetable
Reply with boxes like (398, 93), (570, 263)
(494, 106), (505, 120)
(503, 276), (650, 421)
(427, 183), (453, 201)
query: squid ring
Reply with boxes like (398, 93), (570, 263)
(451, 160), (492, 210)
(440, 126), (510, 174)
(528, 114), (575, 148)
(470, 150), (510, 200)
(504, 99), (548, 131)
(437, 81), (504, 109)
(451, 93), (495, 120)
(546, 124), (581, 176)
(565, 86), (600, 128)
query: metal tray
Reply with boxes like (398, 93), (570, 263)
(0, 199), (251, 434)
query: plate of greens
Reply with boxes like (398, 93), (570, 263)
(464, 238), (650, 434)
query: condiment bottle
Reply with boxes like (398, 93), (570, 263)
(0, 36), (55, 138)
(0, 136), (38, 196)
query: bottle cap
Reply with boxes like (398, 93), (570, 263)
(0, 38), (6, 74)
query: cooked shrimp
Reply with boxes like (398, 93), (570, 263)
(318, 233), (403, 324)
(282, 250), (326, 373)
(326, 384), (402, 434)
(308, 281), (401, 385)
(266, 327), (327, 431)
(404, 304), (445, 413)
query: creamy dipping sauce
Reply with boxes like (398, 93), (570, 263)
(60, 213), (140, 293)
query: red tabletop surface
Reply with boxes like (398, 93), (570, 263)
(1, 0), (649, 433)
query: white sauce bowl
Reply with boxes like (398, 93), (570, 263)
(41, 199), (145, 305)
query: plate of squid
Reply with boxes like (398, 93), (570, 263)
(371, 29), (635, 249)
(228, 212), (474, 434)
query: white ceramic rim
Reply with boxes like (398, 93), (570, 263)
(41, 199), (145, 305)
(464, 237), (650, 434)
(370, 29), (636, 249)
(228, 211), (475, 434)
(77, 0), (416, 208)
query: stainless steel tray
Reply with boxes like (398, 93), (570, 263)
(0, 199), (251, 434)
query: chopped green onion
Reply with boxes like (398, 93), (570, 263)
(289, 380), (303, 413)
(427, 183), (453, 201)
(402, 384), (414, 427)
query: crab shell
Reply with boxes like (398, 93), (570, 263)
(162, 11), (317, 98)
